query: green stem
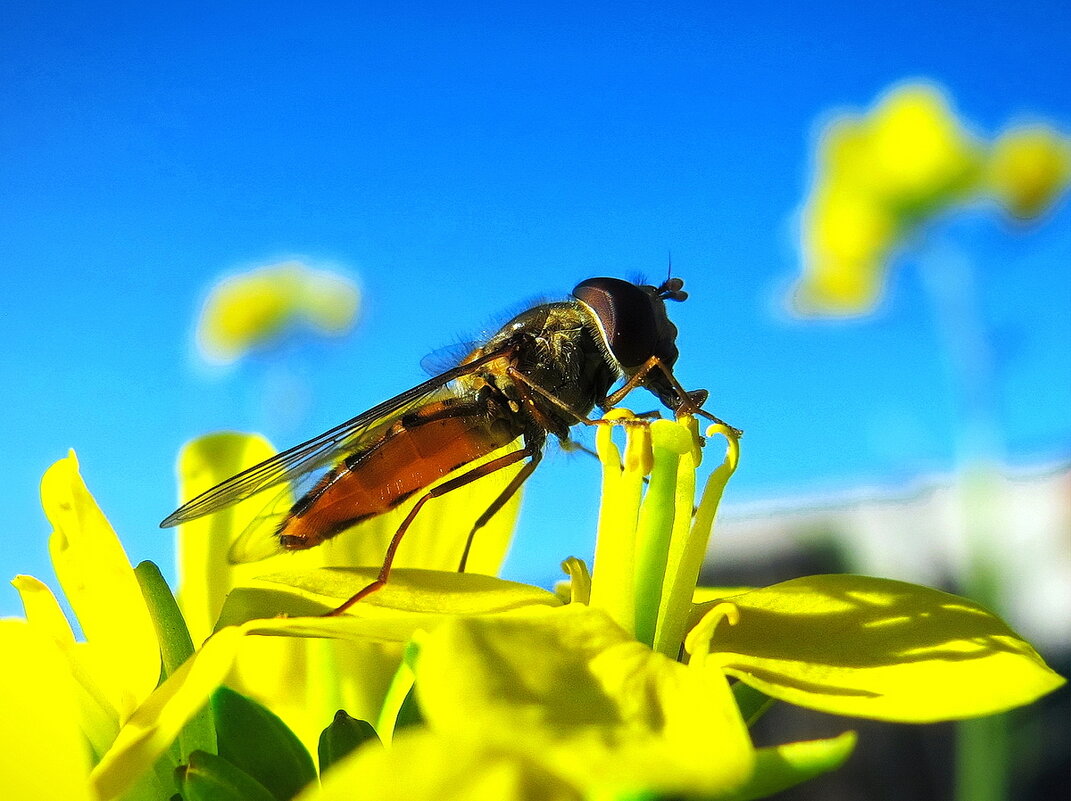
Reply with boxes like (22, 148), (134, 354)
(920, 246), (1008, 801)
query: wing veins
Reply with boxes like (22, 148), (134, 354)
(160, 348), (511, 527)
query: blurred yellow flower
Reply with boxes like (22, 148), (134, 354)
(857, 85), (983, 216)
(798, 187), (899, 312)
(792, 82), (1069, 316)
(988, 124), (1071, 220)
(196, 260), (360, 363)
(794, 83), (984, 315)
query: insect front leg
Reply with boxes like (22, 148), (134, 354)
(601, 355), (742, 436)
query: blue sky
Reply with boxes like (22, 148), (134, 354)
(2, 1), (1069, 616)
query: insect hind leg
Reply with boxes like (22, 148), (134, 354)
(458, 444), (542, 572)
(325, 442), (540, 615)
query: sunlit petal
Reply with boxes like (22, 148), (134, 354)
(303, 730), (584, 801)
(691, 574), (1065, 721)
(174, 432), (280, 644)
(734, 732), (857, 800)
(0, 620), (93, 801)
(42, 452), (160, 722)
(416, 605), (756, 797)
(13, 574), (120, 761)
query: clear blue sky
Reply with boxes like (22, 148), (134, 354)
(2, 1), (1069, 617)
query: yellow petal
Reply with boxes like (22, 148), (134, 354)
(861, 83), (984, 214)
(297, 267), (362, 334)
(226, 635), (402, 758)
(219, 567), (561, 628)
(303, 729), (585, 801)
(588, 410), (648, 633)
(736, 732), (857, 799)
(12, 573), (75, 645)
(174, 432), (280, 644)
(417, 605), (756, 797)
(694, 574), (1066, 722)
(13, 575), (120, 760)
(792, 82), (989, 318)
(795, 186), (897, 315)
(217, 567), (559, 751)
(199, 262), (302, 358)
(653, 423), (739, 658)
(632, 418), (694, 646)
(42, 451), (160, 722)
(0, 620), (93, 801)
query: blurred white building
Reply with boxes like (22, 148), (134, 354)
(712, 462), (1071, 653)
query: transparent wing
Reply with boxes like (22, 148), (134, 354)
(419, 340), (480, 376)
(225, 481), (298, 563)
(159, 349), (507, 528)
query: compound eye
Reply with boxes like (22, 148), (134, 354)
(572, 277), (658, 369)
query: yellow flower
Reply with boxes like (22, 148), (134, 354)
(790, 82), (1067, 316)
(8, 418), (1063, 800)
(856, 84), (983, 216)
(796, 185), (899, 313)
(196, 260), (360, 364)
(987, 124), (1071, 220)
(793, 83), (985, 316)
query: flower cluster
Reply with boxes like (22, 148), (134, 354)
(3, 417), (1064, 800)
(793, 82), (1071, 315)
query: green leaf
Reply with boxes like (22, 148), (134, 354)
(393, 684), (424, 733)
(317, 711), (380, 774)
(212, 686), (317, 801)
(135, 560), (217, 763)
(731, 732), (857, 800)
(693, 574), (1066, 722)
(178, 750), (277, 801)
(394, 640), (425, 732)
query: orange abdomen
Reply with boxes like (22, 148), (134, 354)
(278, 400), (516, 549)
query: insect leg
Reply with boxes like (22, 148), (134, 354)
(505, 366), (601, 427)
(602, 356), (741, 435)
(457, 442), (543, 572)
(325, 444), (538, 616)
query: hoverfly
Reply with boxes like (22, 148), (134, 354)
(161, 276), (729, 614)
